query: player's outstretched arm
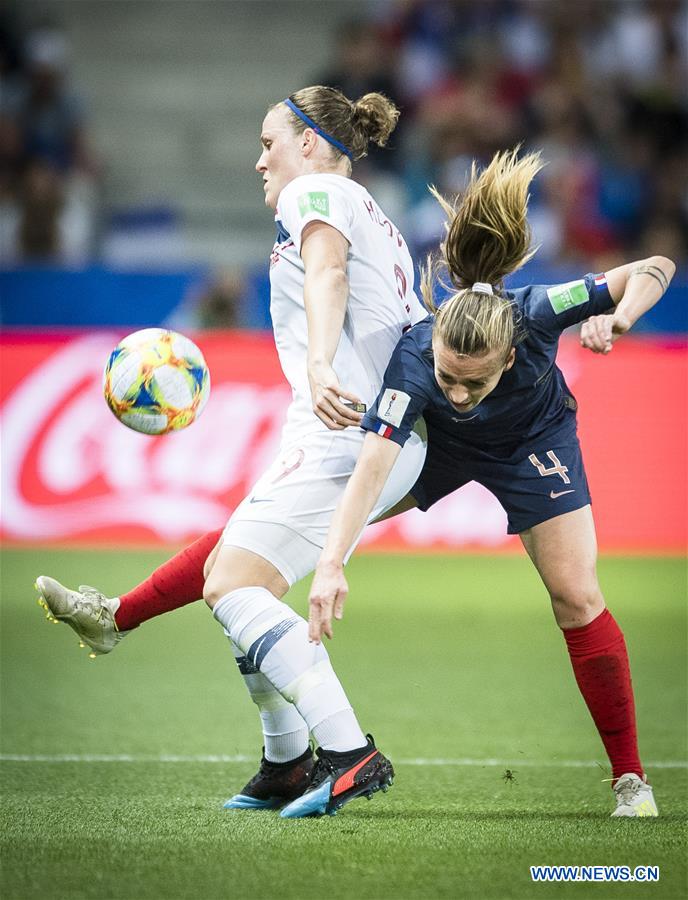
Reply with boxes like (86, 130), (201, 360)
(309, 432), (401, 642)
(580, 254), (676, 354)
(301, 221), (364, 428)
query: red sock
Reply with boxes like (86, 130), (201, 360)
(562, 608), (643, 781)
(114, 529), (223, 631)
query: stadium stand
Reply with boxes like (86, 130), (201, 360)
(1, 0), (685, 331)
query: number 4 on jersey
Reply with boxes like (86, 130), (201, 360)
(528, 450), (571, 484)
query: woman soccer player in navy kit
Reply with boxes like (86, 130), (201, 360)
(306, 148), (675, 819)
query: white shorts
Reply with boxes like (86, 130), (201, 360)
(222, 425), (427, 585)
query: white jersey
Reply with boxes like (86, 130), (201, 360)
(269, 173), (426, 445)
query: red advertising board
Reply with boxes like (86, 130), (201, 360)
(1, 330), (685, 552)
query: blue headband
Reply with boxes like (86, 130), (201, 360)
(283, 98), (353, 160)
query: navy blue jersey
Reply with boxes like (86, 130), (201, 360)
(362, 273), (613, 455)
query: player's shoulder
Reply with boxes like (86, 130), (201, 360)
(395, 316), (434, 364)
(279, 173), (362, 206)
(507, 282), (549, 308)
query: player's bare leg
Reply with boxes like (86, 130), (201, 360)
(203, 535), (223, 579)
(520, 506), (604, 628)
(520, 506), (657, 817)
(204, 545), (290, 601)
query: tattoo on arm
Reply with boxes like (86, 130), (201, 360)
(629, 265), (669, 294)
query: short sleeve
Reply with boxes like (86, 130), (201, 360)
(525, 273), (615, 337)
(276, 175), (356, 255)
(361, 335), (432, 447)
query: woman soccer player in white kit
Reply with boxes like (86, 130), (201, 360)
(37, 86), (428, 818)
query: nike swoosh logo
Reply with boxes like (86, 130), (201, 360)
(248, 497), (274, 504)
(550, 489), (575, 499)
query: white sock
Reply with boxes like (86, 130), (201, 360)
(213, 588), (366, 751)
(311, 710), (368, 753)
(228, 636), (309, 763)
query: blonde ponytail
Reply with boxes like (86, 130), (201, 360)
(422, 148), (544, 359)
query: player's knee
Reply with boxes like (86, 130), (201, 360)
(202, 576), (221, 609)
(203, 539), (222, 580)
(549, 577), (604, 627)
(203, 567), (229, 609)
(203, 570), (276, 609)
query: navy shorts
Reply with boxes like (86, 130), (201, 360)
(410, 411), (591, 534)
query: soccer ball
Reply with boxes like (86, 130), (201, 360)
(103, 328), (210, 435)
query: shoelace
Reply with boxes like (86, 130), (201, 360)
(75, 586), (109, 620)
(613, 778), (642, 804)
(310, 753), (337, 788)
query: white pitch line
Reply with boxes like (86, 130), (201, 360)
(403, 758), (687, 769)
(1, 754), (686, 768)
(0, 754), (253, 763)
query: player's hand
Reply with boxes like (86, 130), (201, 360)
(308, 559), (349, 642)
(580, 313), (630, 354)
(308, 360), (364, 430)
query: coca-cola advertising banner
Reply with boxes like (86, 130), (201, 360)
(1, 331), (685, 553)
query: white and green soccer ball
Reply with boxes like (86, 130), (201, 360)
(103, 328), (210, 435)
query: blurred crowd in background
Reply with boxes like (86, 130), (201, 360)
(327, 0), (687, 268)
(1, 0), (686, 329)
(0, 20), (101, 265)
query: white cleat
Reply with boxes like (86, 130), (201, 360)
(35, 576), (128, 656)
(610, 773), (659, 818)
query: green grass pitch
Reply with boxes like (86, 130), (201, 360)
(1, 548), (686, 899)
